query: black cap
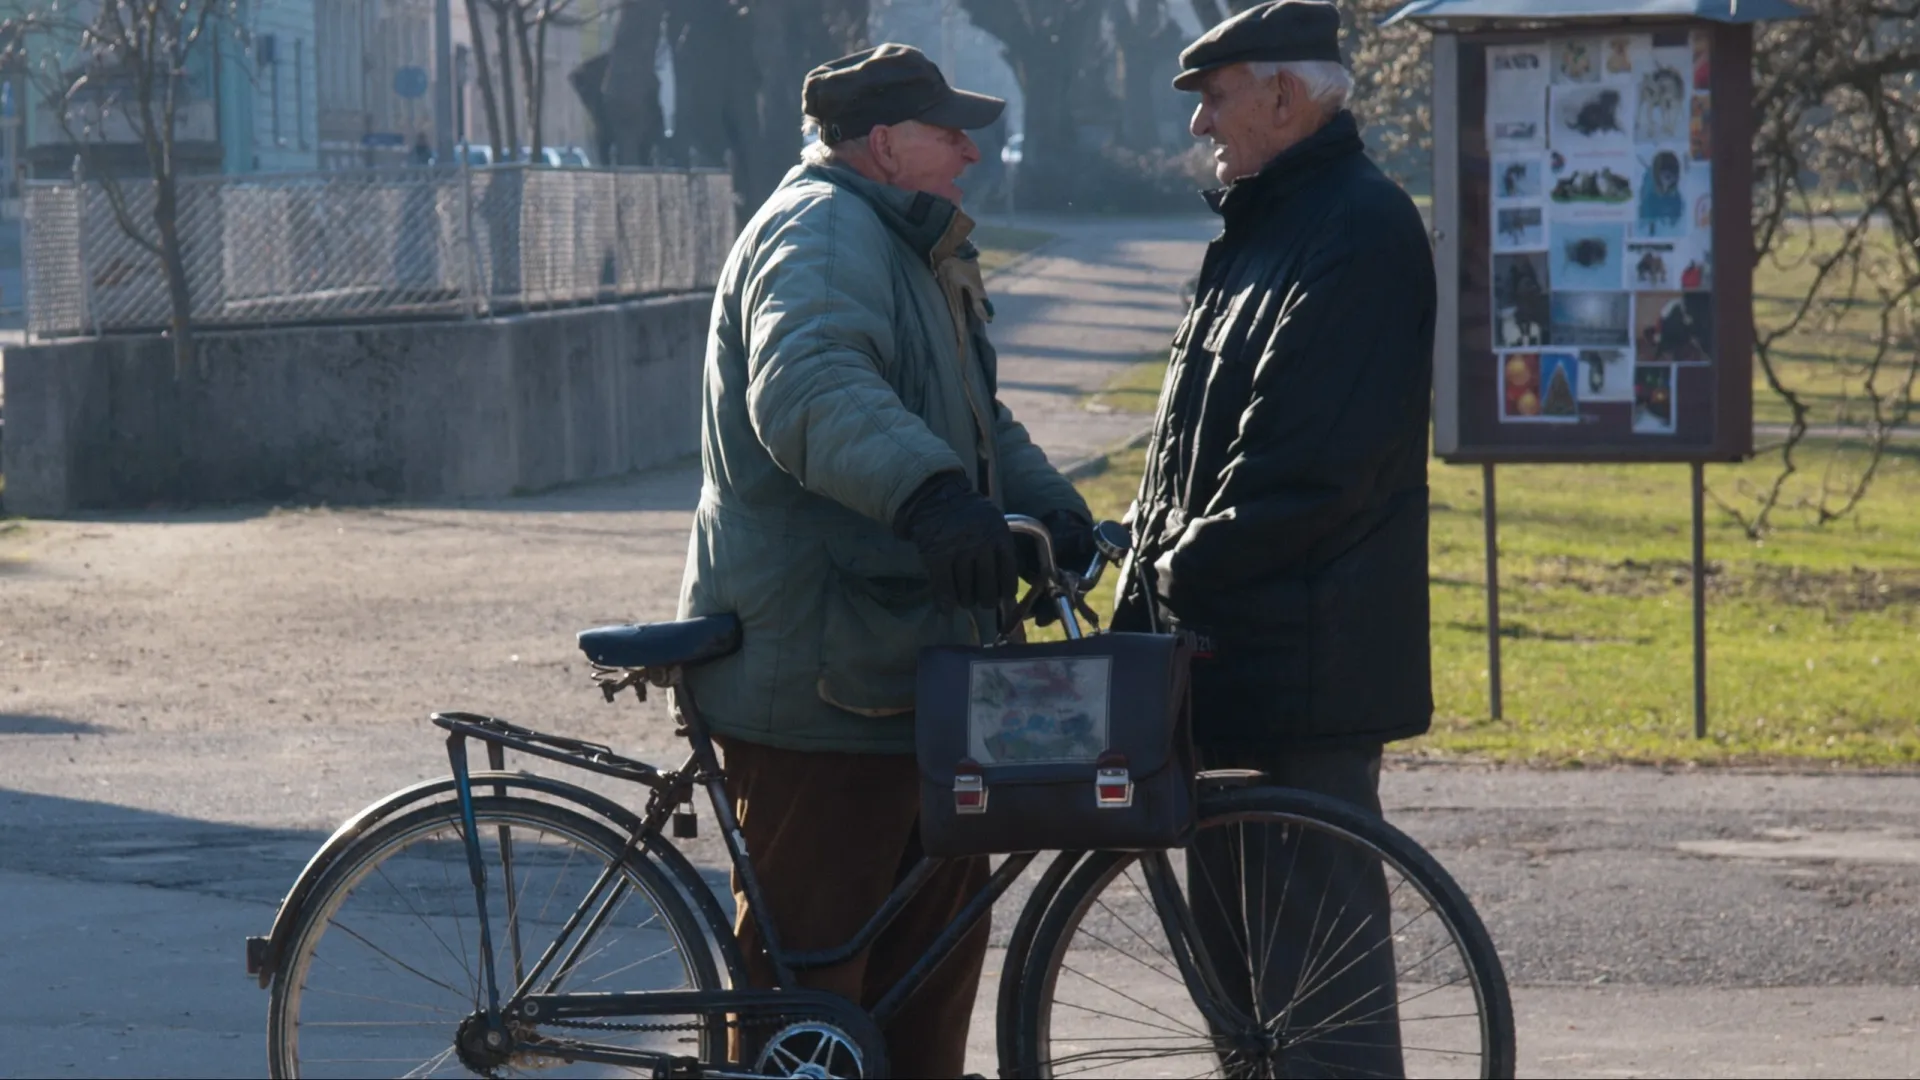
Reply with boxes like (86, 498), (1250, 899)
(1173, 0), (1345, 91)
(803, 43), (1006, 144)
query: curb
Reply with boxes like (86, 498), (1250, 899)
(1061, 425), (1154, 482)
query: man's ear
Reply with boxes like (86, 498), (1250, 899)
(868, 123), (898, 176)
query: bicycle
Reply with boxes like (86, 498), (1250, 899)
(245, 516), (1515, 1079)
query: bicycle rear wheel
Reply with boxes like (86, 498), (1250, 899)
(267, 795), (723, 1078)
(1010, 785), (1514, 1079)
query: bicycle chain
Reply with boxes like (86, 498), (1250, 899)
(542, 1010), (816, 1035)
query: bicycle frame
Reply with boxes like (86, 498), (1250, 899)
(423, 513), (1248, 1068)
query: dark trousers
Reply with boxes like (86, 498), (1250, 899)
(716, 736), (991, 1078)
(1189, 745), (1406, 1079)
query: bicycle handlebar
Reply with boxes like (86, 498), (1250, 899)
(1002, 514), (1131, 641)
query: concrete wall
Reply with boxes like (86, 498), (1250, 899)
(1, 294), (709, 516)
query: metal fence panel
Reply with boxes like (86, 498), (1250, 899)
(23, 164), (736, 338)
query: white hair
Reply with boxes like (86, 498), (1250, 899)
(800, 115), (869, 166)
(1249, 59), (1353, 113)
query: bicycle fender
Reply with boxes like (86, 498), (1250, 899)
(244, 771), (744, 989)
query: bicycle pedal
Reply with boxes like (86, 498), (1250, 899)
(671, 809), (698, 838)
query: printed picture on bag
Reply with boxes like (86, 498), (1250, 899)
(1492, 252), (1551, 347)
(1690, 95), (1712, 161)
(1634, 364), (1677, 433)
(1634, 291), (1714, 366)
(1550, 290), (1631, 346)
(1692, 31), (1711, 91)
(1552, 221), (1626, 290)
(1550, 83), (1636, 154)
(1494, 205), (1546, 252)
(1579, 348), (1635, 402)
(967, 657), (1110, 765)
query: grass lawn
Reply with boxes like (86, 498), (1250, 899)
(1068, 440), (1920, 767)
(974, 224), (1058, 275)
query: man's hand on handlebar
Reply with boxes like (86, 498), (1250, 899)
(893, 472), (1020, 612)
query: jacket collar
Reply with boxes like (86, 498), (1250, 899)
(790, 161), (978, 267)
(1203, 110), (1364, 223)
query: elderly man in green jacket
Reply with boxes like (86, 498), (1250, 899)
(676, 44), (1092, 1075)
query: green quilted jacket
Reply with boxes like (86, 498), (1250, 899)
(676, 162), (1089, 753)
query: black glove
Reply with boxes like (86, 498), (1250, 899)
(1042, 510), (1098, 579)
(893, 473), (1018, 612)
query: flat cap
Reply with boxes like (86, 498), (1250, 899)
(1173, 0), (1345, 91)
(803, 43), (1005, 144)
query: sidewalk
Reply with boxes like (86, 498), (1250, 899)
(979, 213), (1214, 470)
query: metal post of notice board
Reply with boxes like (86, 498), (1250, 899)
(1482, 463), (1503, 722)
(1690, 462), (1707, 738)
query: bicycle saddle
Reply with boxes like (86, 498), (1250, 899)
(576, 614), (741, 669)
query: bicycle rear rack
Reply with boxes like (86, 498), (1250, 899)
(432, 712), (665, 788)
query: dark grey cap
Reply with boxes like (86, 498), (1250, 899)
(803, 43), (1006, 144)
(1173, 0), (1345, 91)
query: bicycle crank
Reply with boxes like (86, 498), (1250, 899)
(752, 1022), (868, 1078)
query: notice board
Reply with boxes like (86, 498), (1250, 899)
(1431, 21), (1755, 463)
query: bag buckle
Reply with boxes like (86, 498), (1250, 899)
(954, 765), (988, 815)
(1095, 766), (1133, 809)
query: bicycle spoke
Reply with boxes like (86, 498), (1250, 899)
(1053, 998), (1208, 1039)
(326, 918), (471, 1001)
(304, 985), (465, 1016)
(400, 1045), (461, 1078)
(1077, 909), (1186, 986)
(1056, 961), (1209, 1037)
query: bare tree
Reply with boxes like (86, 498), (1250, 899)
(1718, 0), (1920, 536)
(960, 0), (1109, 210)
(1, 0), (244, 377)
(466, 0), (581, 163)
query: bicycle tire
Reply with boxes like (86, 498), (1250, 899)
(267, 794), (724, 1078)
(1010, 785), (1515, 1079)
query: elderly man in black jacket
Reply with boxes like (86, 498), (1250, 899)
(1115, 1), (1435, 1073)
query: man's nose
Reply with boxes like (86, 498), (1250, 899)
(959, 133), (981, 164)
(1190, 104), (1211, 139)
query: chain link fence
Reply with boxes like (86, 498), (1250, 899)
(22, 164), (736, 339)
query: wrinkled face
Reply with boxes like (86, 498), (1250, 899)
(870, 120), (981, 204)
(1190, 64), (1294, 184)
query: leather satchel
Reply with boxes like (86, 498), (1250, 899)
(915, 632), (1197, 858)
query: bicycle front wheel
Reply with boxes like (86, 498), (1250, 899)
(267, 795), (724, 1078)
(1010, 785), (1514, 1079)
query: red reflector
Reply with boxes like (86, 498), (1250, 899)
(956, 790), (984, 807)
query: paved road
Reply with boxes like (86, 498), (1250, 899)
(4, 217), (1920, 1078)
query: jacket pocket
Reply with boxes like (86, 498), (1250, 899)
(816, 533), (978, 717)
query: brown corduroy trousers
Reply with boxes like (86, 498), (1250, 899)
(716, 735), (992, 1078)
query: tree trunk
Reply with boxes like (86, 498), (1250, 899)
(152, 177), (197, 378)
(963, 0), (1109, 211)
(466, 0), (507, 160)
(495, 1), (520, 156)
(512, 1), (541, 161)
(666, 0), (756, 177)
(593, 0), (664, 165)
(1112, 0), (1178, 151)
